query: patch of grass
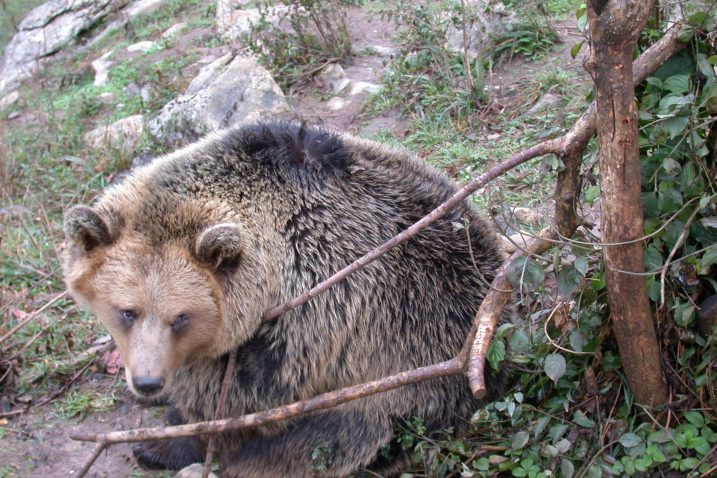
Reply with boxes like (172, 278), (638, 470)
(246, 0), (355, 90)
(0, 465), (17, 478)
(53, 390), (117, 419)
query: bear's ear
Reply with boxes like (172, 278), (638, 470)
(195, 223), (243, 270)
(64, 206), (115, 252)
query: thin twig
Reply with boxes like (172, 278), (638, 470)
(75, 443), (107, 478)
(0, 291), (68, 347)
(203, 348), (238, 478)
(660, 201), (701, 306)
(543, 302), (594, 356)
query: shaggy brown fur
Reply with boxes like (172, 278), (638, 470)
(63, 121), (512, 477)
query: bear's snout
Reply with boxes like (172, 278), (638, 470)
(132, 375), (165, 396)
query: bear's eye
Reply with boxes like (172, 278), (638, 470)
(171, 314), (190, 331)
(119, 309), (138, 326)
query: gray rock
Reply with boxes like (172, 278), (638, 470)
(97, 92), (116, 104)
(91, 51), (114, 87)
(326, 96), (349, 111)
(525, 93), (562, 117)
(162, 21), (187, 38)
(87, 0), (168, 50)
(0, 90), (20, 111)
(7, 111), (21, 120)
(216, 0), (289, 40)
(126, 40), (158, 53)
(174, 463), (218, 478)
(84, 114), (145, 153)
(148, 54), (294, 147)
(348, 81), (382, 96)
(315, 63), (350, 94)
(445, 0), (517, 58)
(0, 0), (130, 93)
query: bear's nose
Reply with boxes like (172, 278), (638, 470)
(132, 376), (165, 395)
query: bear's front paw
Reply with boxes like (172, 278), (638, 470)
(133, 437), (203, 470)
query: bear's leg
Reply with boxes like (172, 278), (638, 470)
(133, 406), (204, 470)
(222, 406), (394, 478)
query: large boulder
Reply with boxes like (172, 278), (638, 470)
(0, 0), (130, 93)
(148, 54), (294, 147)
(445, 0), (518, 57)
(216, 0), (289, 41)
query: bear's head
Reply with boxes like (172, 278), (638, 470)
(62, 205), (258, 398)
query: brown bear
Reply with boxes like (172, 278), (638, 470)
(63, 121), (510, 477)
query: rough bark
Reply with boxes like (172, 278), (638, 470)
(585, 0), (668, 406)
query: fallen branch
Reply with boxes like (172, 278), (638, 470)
(71, 358), (464, 475)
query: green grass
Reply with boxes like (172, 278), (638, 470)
(53, 390), (117, 419)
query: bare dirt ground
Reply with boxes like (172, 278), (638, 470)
(1, 378), (167, 478)
(0, 7), (590, 478)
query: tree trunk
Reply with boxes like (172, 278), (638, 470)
(586, 0), (668, 406)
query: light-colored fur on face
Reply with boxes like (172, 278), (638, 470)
(66, 238), (224, 397)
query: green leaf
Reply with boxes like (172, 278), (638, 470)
(619, 433), (643, 448)
(512, 431), (530, 450)
(701, 247), (717, 269)
(574, 256), (588, 276)
(568, 329), (585, 352)
(663, 116), (689, 139)
(664, 75), (690, 94)
(684, 411), (706, 427)
(644, 246), (663, 271)
(572, 410), (595, 428)
(584, 185), (600, 205)
(571, 41), (584, 59)
(487, 340), (506, 372)
(560, 459), (575, 478)
(544, 353), (566, 384)
(708, 55), (717, 66)
(657, 189), (683, 213)
(557, 266), (582, 297)
(507, 257), (544, 290)
(508, 329), (529, 352)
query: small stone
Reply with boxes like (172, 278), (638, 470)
(174, 463), (218, 478)
(369, 45), (397, 56)
(512, 207), (540, 226)
(91, 51), (114, 87)
(126, 41), (158, 53)
(316, 64), (350, 94)
(0, 396), (11, 413)
(7, 111), (20, 120)
(0, 90), (20, 111)
(525, 93), (562, 117)
(162, 22), (187, 38)
(348, 81), (382, 96)
(98, 92), (116, 104)
(486, 133), (501, 141)
(327, 96), (348, 111)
